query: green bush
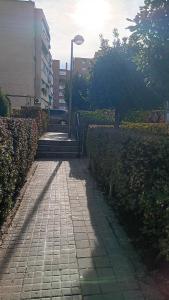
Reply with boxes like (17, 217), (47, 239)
(79, 110), (115, 124)
(0, 117), (38, 223)
(12, 106), (49, 136)
(75, 110), (114, 154)
(87, 125), (169, 260)
(122, 122), (169, 136)
(124, 110), (165, 123)
(0, 90), (11, 117)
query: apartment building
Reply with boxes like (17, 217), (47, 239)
(0, 0), (53, 110)
(73, 57), (93, 77)
(52, 60), (69, 110)
(52, 57), (92, 110)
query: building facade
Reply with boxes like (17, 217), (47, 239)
(0, 0), (53, 110)
(52, 60), (68, 110)
(52, 57), (92, 110)
(73, 57), (93, 77)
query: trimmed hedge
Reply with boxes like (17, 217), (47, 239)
(0, 117), (38, 223)
(79, 110), (115, 124)
(122, 122), (169, 136)
(75, 110), (114, 154)
(87, 125), (169, 260)
(12, 106), (48, 136)
(124, 110), (165, 123)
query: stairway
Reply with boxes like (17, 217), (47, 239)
(47, 118), (68, 132)
(47, 123), (68, 133)
(37, 138), (80, 159)
(36, 129), (80, 159)
(36, 116), (80, 159)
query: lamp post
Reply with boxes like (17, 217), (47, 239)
(68, 35), (84, 139)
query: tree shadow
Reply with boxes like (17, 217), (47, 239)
(68, 159), (159, 300)
(68, 159), (124, 299)
(0, 161), (62, 279)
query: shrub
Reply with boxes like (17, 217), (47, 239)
(0, 89), (11, 117)
(0, 117), (38, 224)
(79, 110), (115, 124)
(124, 110), (165, 123)
(75, 110), (114, 154)
(12, 106), (48, 136)
(122, 122), (169, 136)
(87, 125), (169, 260)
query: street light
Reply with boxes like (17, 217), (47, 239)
(68, 35), (84, 139)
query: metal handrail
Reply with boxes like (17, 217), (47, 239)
(74, 112), (83, 156)
(76, 112), (80, 141)
(74, 112), (87, 157)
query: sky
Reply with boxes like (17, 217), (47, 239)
(34, 0), (144, 67)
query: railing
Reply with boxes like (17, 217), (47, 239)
(74, 112), (84, 156)
(75, 112), (80, 141)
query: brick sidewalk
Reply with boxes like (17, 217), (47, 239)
(0, 159), (163, 300)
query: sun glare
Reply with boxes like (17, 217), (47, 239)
(73, 0), (111, 33)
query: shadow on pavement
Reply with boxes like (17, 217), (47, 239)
(0, 161), (62, 279)
(68, 159), (162, 300)
(68, 159), (125, 300)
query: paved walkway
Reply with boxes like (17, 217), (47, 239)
(0, 159), (163, 300)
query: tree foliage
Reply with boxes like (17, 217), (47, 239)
(128, 0), (169, 101)
(89, 31), (160, 126)
(65, 74), (90, 111)
(0, 89), (11, 117)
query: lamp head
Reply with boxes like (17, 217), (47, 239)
(73, 35), (84, 45)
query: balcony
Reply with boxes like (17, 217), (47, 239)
(41, 26), (50, 50)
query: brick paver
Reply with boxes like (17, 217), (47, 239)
(0, 159), (163, 300)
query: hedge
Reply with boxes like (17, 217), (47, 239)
(0, 117), (38, 223)
(78, 110), (115, 124)
(12, 106), (48, 136)
(124, 110), (165, 123)
(74, 110), (114, 154)
(87, 125), (169, 260)
(122, 122), (169, 136)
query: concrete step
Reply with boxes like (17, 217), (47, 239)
(36, 151), (79, 159)
(47, 125), (68, 133)
(48, 123), (68, 129)
(48, 119), (68, 125)
(38, 144), (79, 152)
(37, 131), (79, 159)
(38, 140), (79, 147)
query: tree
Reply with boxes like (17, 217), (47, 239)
(65, 74), (90, 111)
(90, 31), (160, 127)
(128, 0), (169, 102)
(0, 89), (11, 117)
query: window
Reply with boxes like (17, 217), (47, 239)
(59, 91), (64, 97)
(59, 99), (66, 104)
(59, 70), (66, 76)
(59, 85), (65, 90)
(41, 41), (48, 55)
(42, 61), (48, 76)
(41, 87), (47, 96)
